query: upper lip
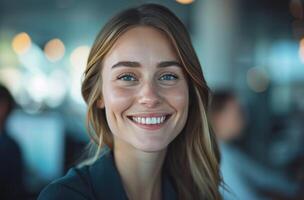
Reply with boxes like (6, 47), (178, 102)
(127, 113), (172, 118)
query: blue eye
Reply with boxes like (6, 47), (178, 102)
(117, 73), (137, 81)
(159, 73), (178, 81)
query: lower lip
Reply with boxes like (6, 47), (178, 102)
(128, 116), (170, 131)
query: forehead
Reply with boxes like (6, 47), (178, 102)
(103, 26), (179, 65)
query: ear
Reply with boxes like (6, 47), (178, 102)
(96, 99), (105, 109)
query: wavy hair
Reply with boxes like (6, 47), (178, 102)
(81, 3), (222, 200)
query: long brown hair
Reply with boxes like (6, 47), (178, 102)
(81, 4), (222, 200)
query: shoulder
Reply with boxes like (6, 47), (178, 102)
(38, 167), (92, 200)
(38, 147), (115, 200)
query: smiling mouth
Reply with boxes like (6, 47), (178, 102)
(126, 114), (172, 130)
(127, 114), (172, 125)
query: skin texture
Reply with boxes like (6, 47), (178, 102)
(98, 26), (189, 200)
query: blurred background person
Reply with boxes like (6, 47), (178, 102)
(0, 84), (24, 200)
(211, 90), (300, 200)
(210, 90), (260, 199)
(210, 91), (245, 142)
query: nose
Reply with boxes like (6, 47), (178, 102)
(137, 82), (161, 108)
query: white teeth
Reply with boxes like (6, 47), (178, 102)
(131, 116), (167, 125)
(152, 118), (156, 124)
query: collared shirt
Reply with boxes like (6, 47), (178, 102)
(38, 147), (177, 200)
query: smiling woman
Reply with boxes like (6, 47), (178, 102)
(38, 3), (222, 200)
(99, 26), (189, 154)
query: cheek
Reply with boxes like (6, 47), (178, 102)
(161, 85), (189, 112)
(102, 84), (135, 113)
(102, 84), (135, 135)
(160, 84), (189, 135)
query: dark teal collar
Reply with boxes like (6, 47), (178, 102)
(88, 147), (177, 200)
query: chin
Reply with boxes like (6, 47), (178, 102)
(134, 142), (168, 153)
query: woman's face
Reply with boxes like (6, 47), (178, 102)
(99, 26), (189, 152)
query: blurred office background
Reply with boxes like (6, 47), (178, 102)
(0, 0), (303, 199)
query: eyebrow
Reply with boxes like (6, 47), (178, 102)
(111, 61), (182, 69)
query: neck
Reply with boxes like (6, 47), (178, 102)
(113, 139), (167, 200)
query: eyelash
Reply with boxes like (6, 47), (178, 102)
(117, 73), (138, 81)
(159, 73), (178, 81)
(117, 72), (179, 81)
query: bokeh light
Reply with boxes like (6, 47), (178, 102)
(69, 45), (90, 104)
(17, 42), (48, 74)
(0, 67), (22, 95)
(46, 69), (69, 108)
(44, 38), (65, 62)
(70, 45), (90, 69)
(12, 32), (32, 55)
(27, 74), (48, 103)
(176, 0), (194, 5)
